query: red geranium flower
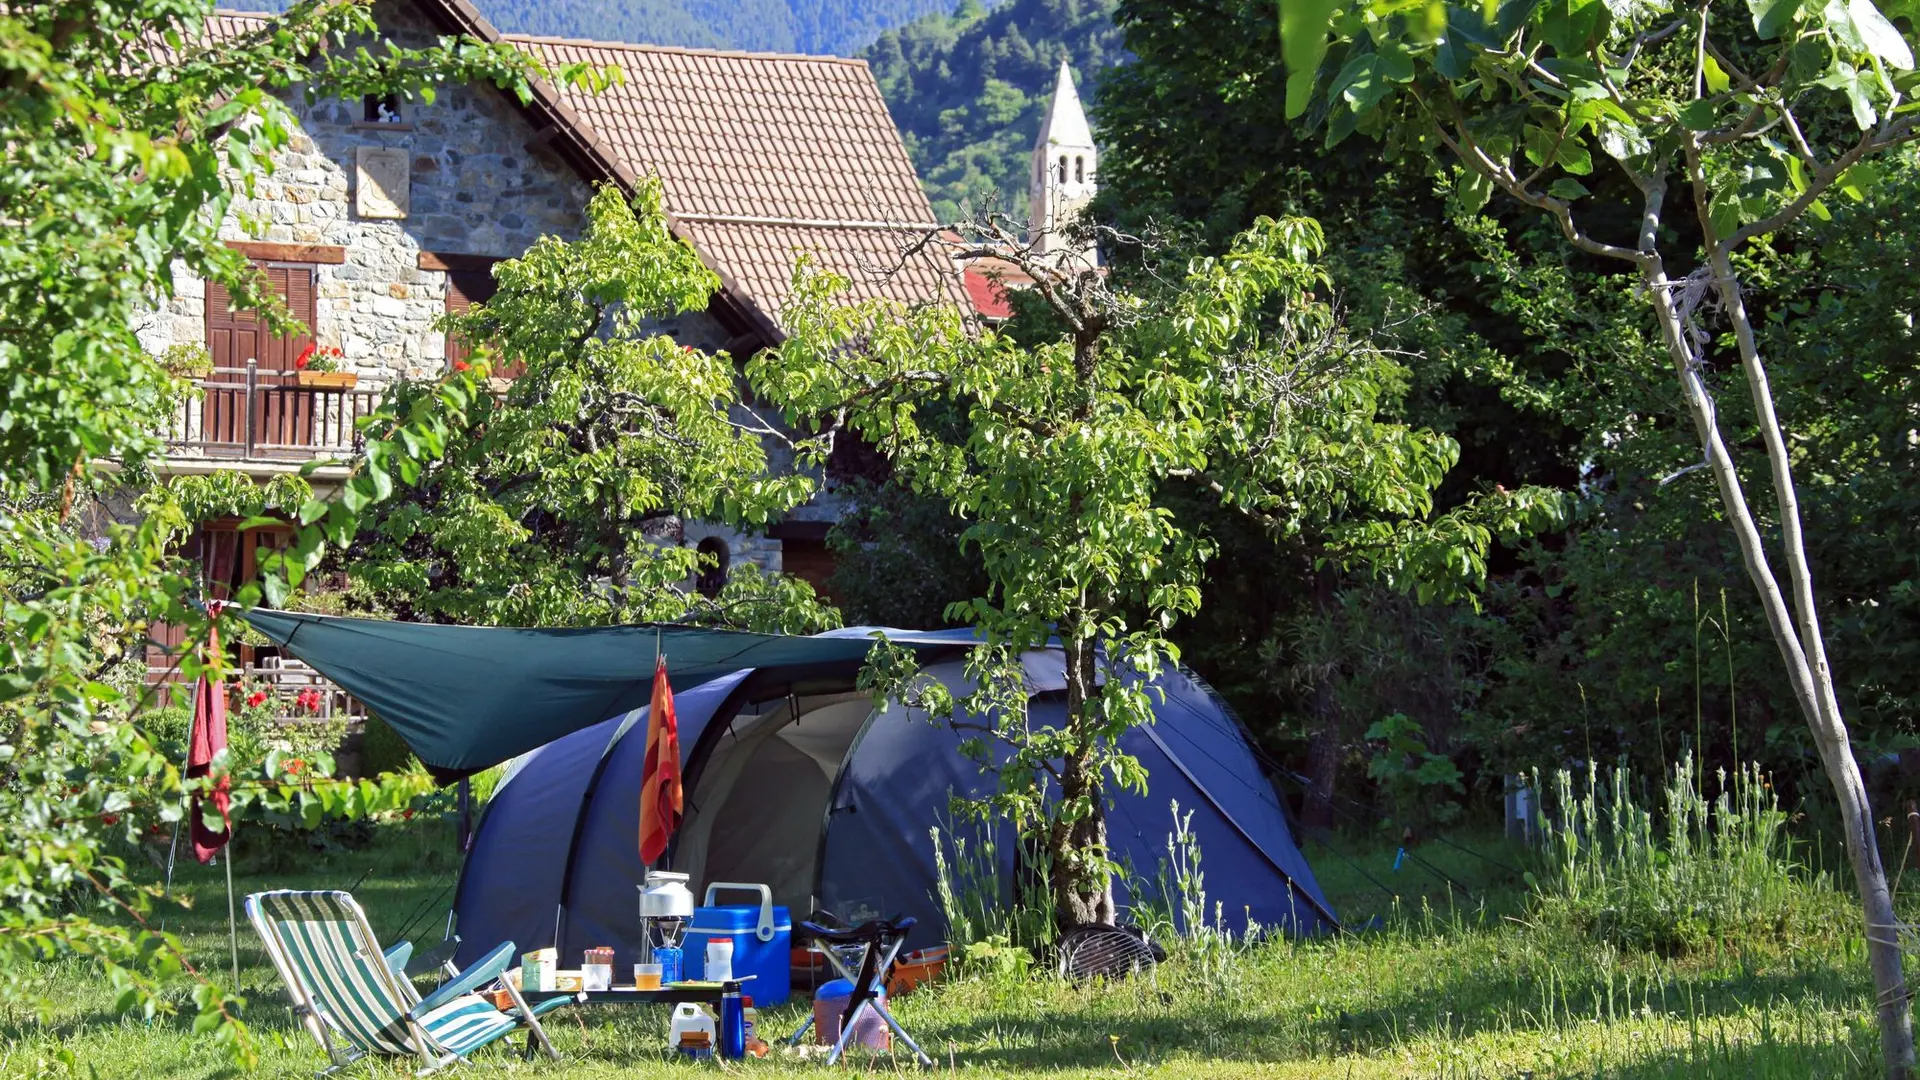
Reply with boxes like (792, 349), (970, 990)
(286, 758), (305, 775)
(295, 342), (316, 370)
(246, 690), (267, 708)
(100, 813), (120, 826)
(452, 359), (471, 372)
(402, 809), (415, 820)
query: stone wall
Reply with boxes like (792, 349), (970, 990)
(137, 0), (734, 385)
(135, 0), (805, 587)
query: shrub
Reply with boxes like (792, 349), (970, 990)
(1525, 755), (1846, 956)
(135, 683), (363, 869)
(358, 712), (418, 777)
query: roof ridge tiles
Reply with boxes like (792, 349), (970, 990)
(502, 32), (870, 67)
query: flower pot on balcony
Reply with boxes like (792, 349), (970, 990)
(294, 370), (358, 389)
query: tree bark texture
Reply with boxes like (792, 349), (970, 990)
(1643, 262), (1914, 1078)
(1299, 566), (1344, 831)
(1051, 634), (1116, 929)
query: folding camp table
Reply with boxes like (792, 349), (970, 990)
(519, 982), (747, 1057)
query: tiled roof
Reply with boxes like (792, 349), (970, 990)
(208, 4), (964, 338)
(508, 35), (964, 328)
(963, 267), (1015, 321)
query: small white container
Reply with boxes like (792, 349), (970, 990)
(582, 963), (611, 991)
(705, 937), (734, 982)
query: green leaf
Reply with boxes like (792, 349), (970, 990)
(1709, 191), (1744, 238)
(1281, 0), (1343, 119)
(1548, 177), (1592, 199)
(1543, 0), (1609, 55)
(1749, 0), (1806, 36)
(1596, 118), (1652, 161)
(1329, 53), (1404, 114)
(1837, 160), (1883, 199)
(1819, 61), (1880, 127)
(1701, 54), (1732, 94)
(1678, 98), (1722, 130)
(1848, 0), (1915, 68)
(1452, 168), (1495, 214)
(1558, 139), (1594, 174)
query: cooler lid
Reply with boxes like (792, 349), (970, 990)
(687, 904), (792, 937)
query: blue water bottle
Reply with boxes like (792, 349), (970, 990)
(719, 987), (746, 1060)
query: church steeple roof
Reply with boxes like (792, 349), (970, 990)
(1034, 59), (1094, 154)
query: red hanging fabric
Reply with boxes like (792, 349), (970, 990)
(638, 656), (682, 866)
(187, 623), (232, 863)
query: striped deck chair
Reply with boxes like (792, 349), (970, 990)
(247, 890), (575, 1075)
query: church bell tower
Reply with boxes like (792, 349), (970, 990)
(1029, 58), (1098, 265)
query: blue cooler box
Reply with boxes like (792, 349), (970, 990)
(686, 882), (792, 1004)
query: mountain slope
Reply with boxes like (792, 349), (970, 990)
(253, 0), (966, 57)
(482, 0), (957, 54)
(862, 0), (1124, 222)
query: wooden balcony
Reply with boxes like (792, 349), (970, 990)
(168, 361), (380, 463)
(145, 657), (369, 725)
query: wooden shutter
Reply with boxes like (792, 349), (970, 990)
(446, 266), (522, 377)
(204, 263), (314, 371)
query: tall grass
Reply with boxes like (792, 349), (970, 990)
(1528, 753), (1845, 955)
(930, 817), (1056, 958)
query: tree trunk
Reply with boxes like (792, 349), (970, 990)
(1300, 566), (1342, 831)
(1050, 634), (1116, 929)
(1643, 259), (1914, 1078)
(1301, 693), (1342, 832)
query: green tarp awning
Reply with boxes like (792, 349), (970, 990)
(240, 609), (966, 781)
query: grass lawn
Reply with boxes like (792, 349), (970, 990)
(3, 821), (1889, 1079)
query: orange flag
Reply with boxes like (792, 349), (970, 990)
(638, 656), (683, 865)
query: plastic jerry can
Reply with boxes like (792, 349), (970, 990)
(668, 1003), (716, 1048)
(685, 882), (791, 1004)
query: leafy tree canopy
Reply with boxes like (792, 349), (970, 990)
(342, 183), (838, 633)
(752, 218), (1561, 925)
(0, 0), (582, 1054)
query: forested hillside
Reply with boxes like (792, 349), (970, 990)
(862, 0), (1124, 221)
(254, 0), (956, 57)
(481, 0), (957, 55)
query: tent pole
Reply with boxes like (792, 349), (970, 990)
(225, 830), (240, 985)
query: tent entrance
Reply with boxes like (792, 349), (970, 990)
(673, 690), (874, 914)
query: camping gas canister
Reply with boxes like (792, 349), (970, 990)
(685, 882), (791, 1004)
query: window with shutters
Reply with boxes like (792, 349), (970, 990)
(145, 519), (299, 672)
(445, 264), (523, 377)
(203, 261), (319, 448)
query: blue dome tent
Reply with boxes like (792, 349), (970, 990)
(232, 611), (1336, 976)
(450, 635), (1336, 972)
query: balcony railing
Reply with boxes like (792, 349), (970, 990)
(169, 360), (380, 462)
(146, 658), (369, 725)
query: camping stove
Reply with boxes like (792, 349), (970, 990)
(638, 870), (692, 953)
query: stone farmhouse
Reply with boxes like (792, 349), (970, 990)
(140, 0), (970, 619)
